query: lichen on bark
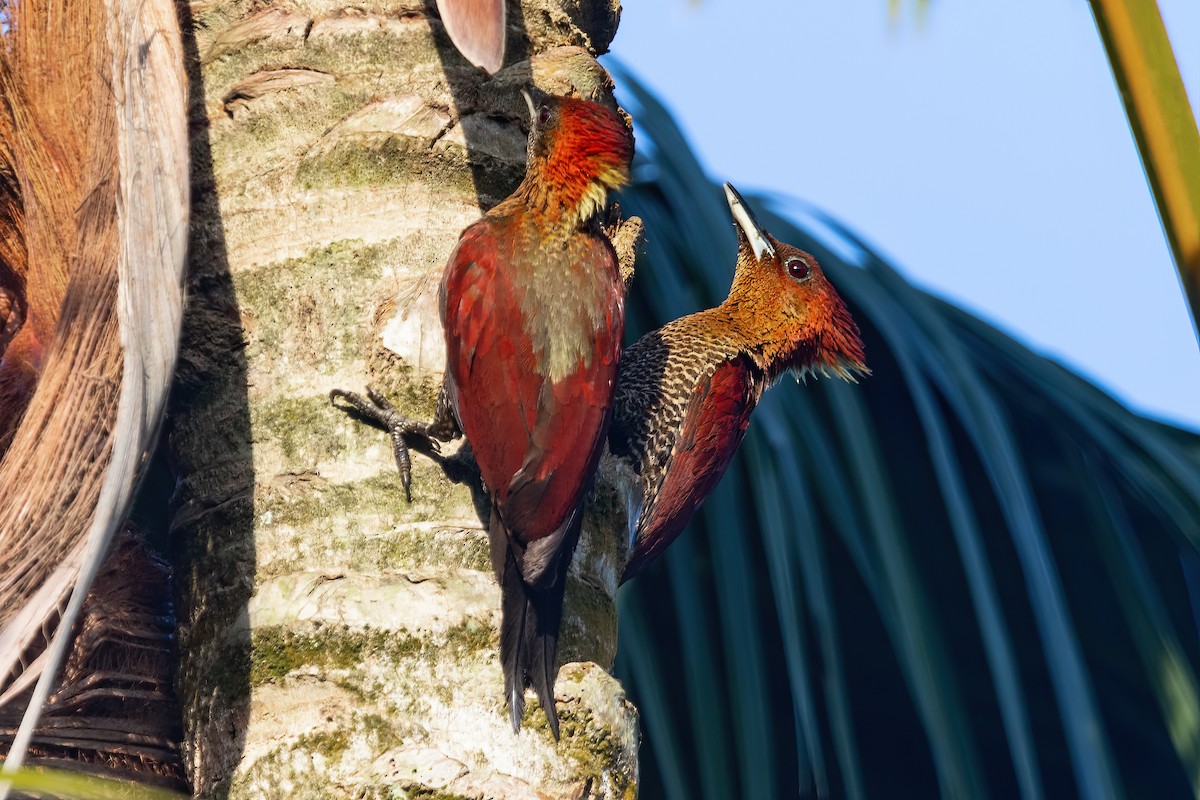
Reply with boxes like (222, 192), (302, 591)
(171, 1), (640, 797)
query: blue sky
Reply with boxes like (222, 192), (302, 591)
(607, 1), (1200, 431)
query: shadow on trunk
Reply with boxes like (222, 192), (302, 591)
(162, 2), (256, 796)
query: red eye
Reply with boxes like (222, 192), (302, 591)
(787, 258), (810, 281)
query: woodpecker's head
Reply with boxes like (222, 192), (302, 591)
(722, 183), (868, 382)
(520, 87), (633, 227)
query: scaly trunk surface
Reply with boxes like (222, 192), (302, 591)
(169, 1), (638, 797)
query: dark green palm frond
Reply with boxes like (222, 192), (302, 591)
(612, 69), (1200, 800)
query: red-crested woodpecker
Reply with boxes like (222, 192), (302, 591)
(334, 88), (632, 738)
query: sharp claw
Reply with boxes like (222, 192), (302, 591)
(391, 429), (414, 503)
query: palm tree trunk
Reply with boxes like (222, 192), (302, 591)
(169, 1), (638, 797)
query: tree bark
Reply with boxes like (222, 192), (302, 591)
(169, 1), (639, 798)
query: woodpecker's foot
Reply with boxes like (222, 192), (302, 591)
(330, 386), (455, 502)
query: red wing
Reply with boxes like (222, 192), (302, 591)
(440, 223), (623, 547)
(624, 359), (759, 579)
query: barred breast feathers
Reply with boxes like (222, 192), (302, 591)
(612, 311), (747, 497)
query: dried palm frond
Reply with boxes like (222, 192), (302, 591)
(0, 0), (189, 787)
(0, 530), (186, 790)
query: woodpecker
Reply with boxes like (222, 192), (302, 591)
(610, 184), (868, 582)
(333, 88), (632, 737)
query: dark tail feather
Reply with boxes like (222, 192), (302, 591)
(497, 537), (569, 739)
(524, 562), (567, 740)
(499, 543), (530, 732)
(492, 511), (575, 740)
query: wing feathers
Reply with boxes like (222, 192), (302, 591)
(442, 223), (621, 544)
(624, 359), (761, 580)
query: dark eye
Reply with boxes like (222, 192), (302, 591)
(787, 257), (810, 281)
(537, 105), (552, 125)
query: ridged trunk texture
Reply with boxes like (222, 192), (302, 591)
(169, 1), (638, 798)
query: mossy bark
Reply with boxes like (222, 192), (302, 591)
(170, 1), (638, 798)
